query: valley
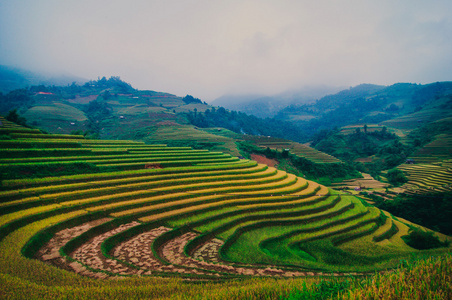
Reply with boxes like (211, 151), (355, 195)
(1, 76), (452, 299)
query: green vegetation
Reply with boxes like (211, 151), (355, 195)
(397, 161), (452, 194)
(144, 125), (241, 156)
(312, 126), (412, 170)
(277, 82), (452, 139)
(341, 254), (452, 300)
(5, 109), (28, 127)
(282, 279), (352, 300)
(187, 106), (308, 142)
(1, 121), (448, 282)
(373, 192), (452, 236)
(237, 141), (359, 184)
(1, 78), (452, 298)
(242, 135), (341, 164)
(385, 168), (408, 186)
(0, 89), (34, 116)
(403, 228), (450, 250)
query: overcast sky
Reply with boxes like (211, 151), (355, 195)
(1, 0), (451, 101)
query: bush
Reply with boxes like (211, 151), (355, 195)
(402, 228), (449, 250)
(374, 193), (452, 236)
(386, 168), (408, 186)
(5, 109), (28, 127)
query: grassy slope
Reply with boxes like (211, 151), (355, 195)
(0, 119), (451, 299)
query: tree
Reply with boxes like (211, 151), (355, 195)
(182, 95), (202, 104)
(386, 103), (399, 112)
(0, 89), (33, 114)
(386, 168), (408, 186)
(6, 109), (27, 127)
(101, 90), (112, 100)
(364, 124), (368, 133)
(403, 228), (449, 250)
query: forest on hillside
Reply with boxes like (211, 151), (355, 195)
(186, 107), (308, 142)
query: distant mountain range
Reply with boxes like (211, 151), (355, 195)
(211, 85), (344, 118)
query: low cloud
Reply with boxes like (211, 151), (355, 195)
(1, 0), (451, 101)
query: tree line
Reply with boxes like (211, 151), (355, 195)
(187, 107), (308, 142)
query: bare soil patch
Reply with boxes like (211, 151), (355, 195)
(67, 95), (98, 104)
(250, 154), (278, 167)
(37, 223), (368, 279)
(156, 121), (180, 126)
(354, 157), (374, 163)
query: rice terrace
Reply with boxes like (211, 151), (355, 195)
(2, 0), (452, 297)
(1, 57), (452, 299)
(1, 97), (452, 299)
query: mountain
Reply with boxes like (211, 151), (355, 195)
(3, 75), (452, 148)
(211, 85), (344, 118)
(276, 82), (452, 137)
(0, 65), (86, 93)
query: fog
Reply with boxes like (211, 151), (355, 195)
(1, 0), (451, 101)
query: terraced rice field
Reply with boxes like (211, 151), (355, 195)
(409, 134), (452, 163)
(382, 107), (452, 130)
(340, 125), (386, 135)
(242, 135), (341, 164)
(145, 125), (242, 157)
(0, 119), (450, 291)
(397, 160), (452, 194)
(331, 173), (389, 191)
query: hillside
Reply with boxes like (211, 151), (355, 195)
(3, 76), (452, 192)
(0, 76), (308, 145)
(0, 118), (451, 299)
(1, 76), (350, 182)
(306, 84), (452, 175)
(276, 82), (452, 139)
(1, 77), (452, 298)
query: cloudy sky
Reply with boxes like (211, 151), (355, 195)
(1, 0), (451, 101)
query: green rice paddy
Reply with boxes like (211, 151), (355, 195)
(0, 116), (451, 299)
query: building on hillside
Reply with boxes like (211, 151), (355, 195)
(405, 159), (415, 164)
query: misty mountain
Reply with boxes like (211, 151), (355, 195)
(0, 65), (86, 93)
(276, 82), (452, 135)
(2, 70), (452, 147)
(211, 86), (344, 118)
